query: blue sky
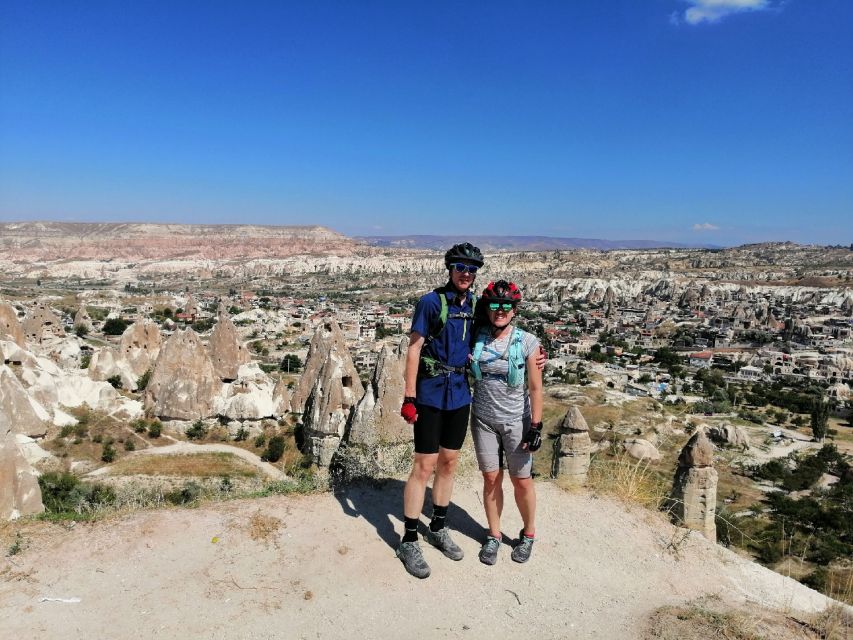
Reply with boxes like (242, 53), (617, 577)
(1, 1), (851, 245)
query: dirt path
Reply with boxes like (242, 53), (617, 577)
(86, 442), (287, 480)
(0, 477), (836, 640)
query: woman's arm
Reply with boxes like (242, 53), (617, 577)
(526, 350), (543, 424)
(404, 331), (425, 398)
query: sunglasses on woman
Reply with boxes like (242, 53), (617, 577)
(451, 263), (479, 274)
(488, 302), (515, 312)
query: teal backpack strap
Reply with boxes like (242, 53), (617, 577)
(506, 328), (526, 387)
(470, 328), (489, 381)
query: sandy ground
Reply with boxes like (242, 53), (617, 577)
(0, 477), (837, 640)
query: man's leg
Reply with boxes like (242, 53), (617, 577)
(431, 446), (460, 508)
(403, 452), (438, 524)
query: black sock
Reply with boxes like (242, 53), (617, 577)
(402, 517), (419, 543)
(430, 505), (448, 532)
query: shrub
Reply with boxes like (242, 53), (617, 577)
(254, 434), (266, 448)
(261, 436), (286, 462)
(74, 324), (88, 338)
(38, 472), (116, 515)
(136, 369), (152, 391)
(80, 354), (91, 369)
(148, 420), (162, 438)
(101, 443), (116, 463)
(103, 318), (130, 336)
(132, 419), (148, 433)
(124, 439), (135, 452)
(106, 375), (122, 389)
(234, 426), (249, 442)
(166, 481), (202, 505)
(186, 420), (207, 440)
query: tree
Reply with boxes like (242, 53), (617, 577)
(102, 317), (130, 335)
(280, 354), (302, 373)
(810, 395), (830, 443)
(74, 324), (88, 338)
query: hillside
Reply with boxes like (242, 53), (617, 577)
(0, 222), (359, 260)
(0, 476), (840, 640)
(357, 234), (718, 251)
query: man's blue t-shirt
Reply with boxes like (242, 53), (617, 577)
(410, 287), (474, 411)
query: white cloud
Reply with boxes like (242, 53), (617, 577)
(693, 222), (720, 231)
(676, 0), (772, 26)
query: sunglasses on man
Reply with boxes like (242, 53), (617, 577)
(488, 302), (515, 312)
(451, 263), (479, 274)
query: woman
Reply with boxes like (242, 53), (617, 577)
(469, 280), (543, 565)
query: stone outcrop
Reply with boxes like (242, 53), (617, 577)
(145, 328), (220, 421)
(88, 347), (138, 391)
(213, 363), (278, 421)
(707, 424), (749, 450)
(0, 366), (50, 437)
(335, 338), (411, 480)
(551, 406), (591, 485)
(120, 320), (162, 377)
(208, 305), (250, 381)
(272, 377), (291, 416)
(73, 306), (92, 332)
(0, 302), (25, 347)
(669, 430), (717, 542)
(291, 320), (357, 414)
(298, 320), (365, 466)
(623, 438), (661, 462)
(22, 304), (65, 344)
(0, 408), (44, 520)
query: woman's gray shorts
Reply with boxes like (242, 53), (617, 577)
(470, 413), (533, 478)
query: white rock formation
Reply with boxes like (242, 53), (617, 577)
(0, 409), (44, 520)
(145, 328), (221, 421)
(208, 305), (250, 381)
(623, 438), (661, 462)
(0, 365), (50, 437)
(0, 301), (25, 347)
(120, 319), (162, 378)
(552, 406), (592, 485)
(669, 429), (718, 542)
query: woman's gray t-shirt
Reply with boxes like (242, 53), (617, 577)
(471, 327), (540, 423)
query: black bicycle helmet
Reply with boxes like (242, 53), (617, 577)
(444, 242), (484, 268)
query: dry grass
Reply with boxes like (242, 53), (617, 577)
(107, 453), (260, 478)
(646, 597), (850, 640)
(585, 451), (669, 510)
(247, 510), (282, 545)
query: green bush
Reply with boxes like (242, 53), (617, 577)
(166, 481), (202, 505)
(80, 354), (91, 369)
(186, 420), (207, 440)
(106, 375), (122, 389)
(102, 318), (130, 336)
(38, 472), (116, 516)
(101, 443), (116, 463)
(261, 436), (286, 462)
(254, 434), (266, 448)
(148, 420), (162, 438)
(234, 426), (249, 442)
(136, 369), (152, 391)
(132, 419), (148, 433)
(124, 439), (135, 452)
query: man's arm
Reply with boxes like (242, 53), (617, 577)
(404, 331), (425, 398)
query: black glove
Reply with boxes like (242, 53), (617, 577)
(525, 422), (543, 452)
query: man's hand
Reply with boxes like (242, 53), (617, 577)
(523, 421), (543, 452)
(535, 345), (548, 371)
(400, 396), (418, 424)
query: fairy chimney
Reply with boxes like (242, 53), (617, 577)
(0, 302), (26, 347)
(119, 320), (162, 378)
(144, 328), (220, 421)
(299, 320), (365, 466)
(0, 408), (44, 520)
(669, 429), (717, 542)
(208, 305), (251, 382)
(552, 406), (592, 486)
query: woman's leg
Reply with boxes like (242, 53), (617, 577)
(510, 475), (536, 537)
(482, 469), (504, 538)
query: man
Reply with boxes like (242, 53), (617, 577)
(397, 242), (484, 578)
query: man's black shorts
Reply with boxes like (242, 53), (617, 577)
(413, 403), (470, 454)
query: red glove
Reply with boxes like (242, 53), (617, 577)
(401, 397), (418, 424)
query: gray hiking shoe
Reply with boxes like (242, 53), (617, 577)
(396, 541), (431, 579)
(479, 535), (501, 566)
(511, 531), (535, 563)
(424, 527), (464, 561)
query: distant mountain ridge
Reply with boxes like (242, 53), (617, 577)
(357, 234), (721, 251)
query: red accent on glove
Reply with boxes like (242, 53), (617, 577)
(400, 400), (418, 424)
